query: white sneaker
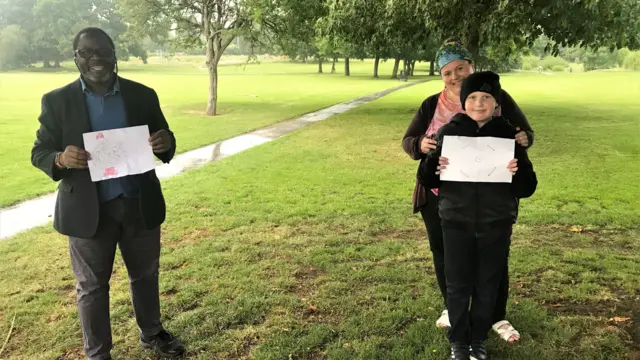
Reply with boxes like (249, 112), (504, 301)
(436, 309), (451, 328)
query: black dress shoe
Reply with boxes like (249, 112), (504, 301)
(470, 341), (488, 360)
(140, 330), (186, 358)
(450, 342), (471, 360)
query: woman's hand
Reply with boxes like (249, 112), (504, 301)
(420, 136), (437, 153)
(436, 157), (449, 175)
(507, 159), (518, 175)
(515, 127), (529, 147)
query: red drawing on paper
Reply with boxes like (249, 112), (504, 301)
(104, 167), (118, 177)
(84, 126), (156, 182)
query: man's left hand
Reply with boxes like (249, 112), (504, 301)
(149, 130), (171, 153)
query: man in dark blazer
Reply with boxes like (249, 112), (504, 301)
(31, 27), (185, 360)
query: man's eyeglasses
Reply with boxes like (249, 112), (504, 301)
(75, 48), (115, 59)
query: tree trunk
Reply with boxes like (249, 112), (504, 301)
(465, 27), (481, 60)
(344, 57), (350, 76)
(373, 55), (380, 78)
(206, 55), (219, 116)
(391, 57), (400, 79)
(410, 60), (416, 76)
(204, 7), (218, 116)
(429, 60), (435, 76)
(318, 57), (323, 73)
(43, 60), (51, 68)
(331, 58), (336, 73)
(403, 59), (409, 74)
(54, 59), (61, 68)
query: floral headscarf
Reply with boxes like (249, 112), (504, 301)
(435, 39), (473, 71)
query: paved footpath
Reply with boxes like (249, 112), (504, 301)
(0, 80), (428, 239)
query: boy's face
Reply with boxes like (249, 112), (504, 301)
(465, 91), (496, 122)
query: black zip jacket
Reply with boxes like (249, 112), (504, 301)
(418, 113), (538, 226)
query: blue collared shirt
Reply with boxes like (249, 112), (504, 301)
(81, 77), (139, 202)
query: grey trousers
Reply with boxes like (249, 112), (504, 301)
(69, 197), (163, 360)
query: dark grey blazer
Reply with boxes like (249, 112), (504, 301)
(31, 76), (176, 239)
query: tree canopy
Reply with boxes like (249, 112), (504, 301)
(0, 0), (148, 69)
(417, 0), (639, 57)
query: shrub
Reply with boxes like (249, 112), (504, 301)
(520, 55), (540, 70)
(540, 56), (568, 71)
(623, 51), (640, 71)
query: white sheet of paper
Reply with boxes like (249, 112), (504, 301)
(83, 125), (156, 182)
(440, 136), (515, 183)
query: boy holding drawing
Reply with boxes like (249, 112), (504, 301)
(418, 71), (538, 360)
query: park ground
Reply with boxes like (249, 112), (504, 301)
(0, 57), (408, 207)
(0, 59), (638, 359)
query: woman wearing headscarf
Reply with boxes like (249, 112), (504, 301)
(402, 40), (534, 344)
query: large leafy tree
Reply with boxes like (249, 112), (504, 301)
(31, 0), (95, 67)
(0, 25), (31, 69)
(0, 0), (36, 67)
(257, 0), (327, 70)
(94, 0), (148, 63)
(0, 0), (36, 28)
(418, 0), (640, 59)
(119, 0), (260, 115)
(319, 0), (439, 78)
(318, 0), (374, 76)
(382, 0), (432, 78)
(0, 0), (141, 68)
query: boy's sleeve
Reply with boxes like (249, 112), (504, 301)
(511, 145), (537, 198)
(417, 129), (444, 189)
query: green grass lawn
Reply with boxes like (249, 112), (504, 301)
(0, 72), (638, 360)
(0, 58), (419, 207)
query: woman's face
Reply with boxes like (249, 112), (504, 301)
(440, 60), (474, 96)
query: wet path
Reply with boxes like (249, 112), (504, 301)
(0, 80), (426, 239)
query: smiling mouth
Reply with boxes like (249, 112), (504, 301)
(90, 65), (105, 71)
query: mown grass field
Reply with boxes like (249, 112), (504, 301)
(0, 57), (415, 207)
(0, 71), (638, 360)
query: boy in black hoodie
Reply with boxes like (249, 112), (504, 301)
(419, 71), (537, 360)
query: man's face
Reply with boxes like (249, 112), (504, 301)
(75, 33), (116, 84)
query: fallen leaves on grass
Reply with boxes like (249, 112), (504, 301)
(570, 225), (584, 233)
(609, 316), (631, 323)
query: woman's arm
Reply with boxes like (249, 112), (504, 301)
(501, 90), (534, 148)
(417, 128), (446, 189)
(402, 94), (438, 160)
